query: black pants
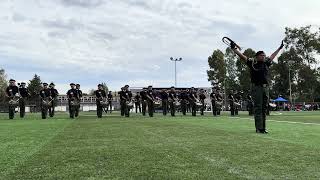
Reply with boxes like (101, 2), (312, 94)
(135, 102), (141, 113)
(75, 104), (80, 117)
(191, 101), (197, 116)
(200, 101), (205, 116)
(9, 105), (15, 119)
(41, 104), (48, 119)
(49, 100), (56, 117)
(162, 100), (168, 115)
(121, 100), (129, 117)
(169, 101), (175, 116)
(96, 101), (103, 118)
(230, 102), (235, 116)
(142, 100), (147, 116)
(106, 101), (112, 113)
(212, 101), (217, 116)
(181, 100), (187, 115)
(68, 101), (76, 119)
(147, 100), (154, 117)
(19, 98), (26, 118)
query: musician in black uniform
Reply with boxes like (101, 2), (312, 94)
(119, 85), (132, 117)
(107, 91), (113, 113)
(160, 89), (168, 116)
(134, 92), (141, 113)
(146, 85), (155, 117)
(49, 83), (59, 117)
(5, 79), (19, 119)
(199, 89), (206, 116)
(179, 89), (188, 115)
(67, 83), (78, 119)
(140, 89), (148, 116)
(216, 88), (223, 116)
(168, 86), (177, 116)
(210, 88), (217, 116)
(247, 94), (254, 116)
(75, 84), (82, 117)
(39, 83), (51, 119)
(118, 87), (125, 116)
(95, 84), (107, 118)
(229, 90), (235, 116)
(18, 82), (30, 118)
(234, 90), (241, 116)
(189, 87), (198, 116)
(186, 89), (191, 113)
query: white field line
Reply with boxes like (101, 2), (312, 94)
(229, 117), (320, 126)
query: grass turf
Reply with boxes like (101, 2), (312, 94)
(0, 111), (320, 179)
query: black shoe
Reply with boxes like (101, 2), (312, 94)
(262, 130), (269, 134)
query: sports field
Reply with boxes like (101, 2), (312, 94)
(0, 111), (319, 179)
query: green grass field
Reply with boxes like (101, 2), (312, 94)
(0, 111), (320, 179)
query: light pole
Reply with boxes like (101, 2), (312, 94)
(170, 57), (182, 87)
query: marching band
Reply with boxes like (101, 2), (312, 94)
(3, 80), (252, 119)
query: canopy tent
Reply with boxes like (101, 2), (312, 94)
(272, 97), (288, 102)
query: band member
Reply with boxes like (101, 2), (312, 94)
(67, 83), (79, 119)
(119, 85), (132, 117)
(5, 79), (19, 119)
(18, 82), (30, 118)
(146, 85), (155, 117)
(168, 86), (177, 116)
(210, 88), (217, 116)
(95, 84), (107, 118)
(49, 83), (59, 117)
(216, 88), (223, 116)
(179, 89), (188, 115)
(229, 90), (235, 116)
(199, 89), (206, 116)
(247, 94), (254, 116)
(186, 89), (191, 113)
(134, 92), (142, 113)
(75, 84), (82, 117)
(118, 88), (125, 116)
(234, 91), (242, 116)
(140, 89), (148, 116)
(189, 87), (198, 116)
(39, 83), (51, 119)
(160, 89), (168, 116)
(230, 39), (283, 133)
(107, 91), (113, 113)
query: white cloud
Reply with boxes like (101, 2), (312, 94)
(1, 0), (320, 93)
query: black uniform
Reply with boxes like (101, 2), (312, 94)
(67, 89), (79, 118)
(189, 91), (198, 116)
(210, 92), (217, 116)
(49, 88), (58, 117)
(95, 89), (107, 118)
(134, 94), (141, 113)
(140, 91), (147, 116)
(147, 90), (155, 117)
(234, 93), (241, 116)
(168, 91), (177, 116)
(6, 86), (19, 119)
(229, 94), (235, 116)
(119, 90), (132, 117)
(75, 89), (82, 117)
(40, 89), (51, 119)
(160, 91), (168, 116)
(18, 87), (29, 118)
(107, 93), (113, 113)
(199, 93), (206, 116)
(179, 92), (188, 115)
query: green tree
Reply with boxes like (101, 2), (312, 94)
(0, 69), (7, 103)
(224, 47), (239, 91)
(27, 74), (42, 102)
(207, 49), (226, 86)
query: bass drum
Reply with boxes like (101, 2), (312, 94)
(127, 101), (134, 109)
(100, 100), (109, 108)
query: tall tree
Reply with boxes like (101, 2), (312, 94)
(224, 47), (239, 91)
(0, 68), (7, 103)
(27, 74), (42, 102)
(207, 49), (226, 86)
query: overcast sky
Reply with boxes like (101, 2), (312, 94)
(1, 0), (320, 93)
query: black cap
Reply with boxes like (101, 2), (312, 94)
(124, 85), (129, 88)
(70, 83), (75, 86)
(49, 83), (55, 86)
(76, 84), (80, 86)
(9, 79), (15, 82)
(98, 84), (103, 87)
(171, 86), (175, 88)
(21, 82), (26, 85)
(148, 85), (152, 87)
(43, 83), (48, 86)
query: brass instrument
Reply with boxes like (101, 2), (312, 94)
(222, 37), (242, 50)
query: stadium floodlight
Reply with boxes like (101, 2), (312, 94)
(170, 57), (182, 87)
